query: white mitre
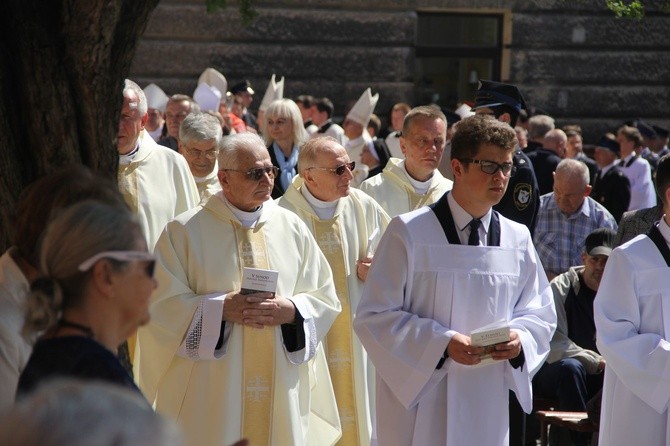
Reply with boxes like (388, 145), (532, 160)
(346, 87), (379, 126)
(193, 83), (222, 112)
(259, 74), (285, 112)
(198, 67), (228, 98)
(143, 83), (168, 112)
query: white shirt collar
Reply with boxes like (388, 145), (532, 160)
(447, 192), (492, 245)
(300, 183), (338, 220)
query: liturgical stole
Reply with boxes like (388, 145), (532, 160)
(406, 186), (435, 212)
(117, 164), (139, 215)
(233, 222), (275, 446)
(313, 218), (359, 445)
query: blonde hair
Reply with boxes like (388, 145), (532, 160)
(262, 99), (309, 147)
(23, 201), (141, 337)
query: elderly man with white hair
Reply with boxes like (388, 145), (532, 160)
(117, 79), (199, 252)
(137, 133), (342, 446)
(534, 158), (617, 280)
(178, 112), (223, 202)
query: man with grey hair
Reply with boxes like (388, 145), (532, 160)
(117, 79), (199, 251)
(138, 132), (342, 446)
(525, 114), (555, 154)
(158, 94), (201, 151)
(360, 105), (453, 218)
(278, 136), (390, 445)
(178, 112), (223, 202)
(534, 158), (617, 280)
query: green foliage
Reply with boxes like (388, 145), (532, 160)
(205, 0), (258, 26)
(605, 0), (645, 18)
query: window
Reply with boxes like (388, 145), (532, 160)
(415, 11), (509, 109)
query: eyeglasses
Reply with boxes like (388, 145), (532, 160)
(223, 166), (279, 181)
(306, 161), (355, 176)
(184, 147), (218, 160)
(78, 251), (156, 277)
(459, 158), (517, 177)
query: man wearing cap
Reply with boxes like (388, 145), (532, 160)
(310, 97), (346, 146)
(143, 83), (168, 142)
(590, 134), (631, 222)
(230, 80), (258, 131)
(178, 112), (223, 203)
(636, 121), (660, 172)
(158, 94), (200, 151)
(354, 115), (555, 445)
(343, 88), (381, 186)
(616, 125), (656, 211)
(137, 133), (342, 446)
(472, 80), (541, 235)
(117, 80), (200, 251)
(533, 228), (614, 446)
(534, 159), (617, 280)
(359, 105), (453, 218)
(652, 124), (669, 158)
(594, 153), (670, 446)
(278, 136), (390, 446)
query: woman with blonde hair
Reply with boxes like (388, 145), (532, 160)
(262, 98), (309, 198)
(16, 201), (156, 398)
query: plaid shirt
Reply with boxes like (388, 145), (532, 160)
(534, 193), (617, 275)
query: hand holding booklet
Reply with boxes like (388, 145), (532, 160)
(240, 267), (278, 296)
(470, 319), (511, 366)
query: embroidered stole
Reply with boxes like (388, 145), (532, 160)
(234, 222), (276, 445)
(313, 218), (359, 445)
(117, 163), (139, 215)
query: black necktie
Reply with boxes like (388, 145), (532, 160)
(468, 219), (481, 246)
(593, 170), (601, 186)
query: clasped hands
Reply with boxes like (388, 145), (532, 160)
(447, 331), (522, 366)
(222, 291), (296, 329)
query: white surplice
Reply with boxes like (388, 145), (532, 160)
(353, 206), (556, 446)
(359, 158), (453, 218)
(594, 218), (670, 446)
(118, 130), (200, 251)
(137, 194), (342, 446)
(278, 179), (391, 445)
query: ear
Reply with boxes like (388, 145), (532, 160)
(178, 142), (185, 156)
(451, 158), (464, 179)
(498, 113), (512, 125)
(399, 136), (408, 156)
(584, 184), (593, 196)
(217, 169), (229, 189)
(140, 112), (149, 130)
(581, 252), (588, 265)
(89, 260), (116, 299)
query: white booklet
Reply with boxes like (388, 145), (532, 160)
(240, 267), (278, 296)
(470, 319), (511, 366)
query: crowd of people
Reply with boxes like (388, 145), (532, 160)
(0, 68), (669, 446)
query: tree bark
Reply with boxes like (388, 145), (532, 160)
(0, 0), (159, 252)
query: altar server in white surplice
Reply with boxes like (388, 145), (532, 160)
(594, 153), (670, 446)
(360, 105), (453, 218)
(137, 133), (342, 446)
(354, 115), (556, 446)
(117, 79), (199, 251)
(177, 112), (223, 203)
(278, 136), (390, 445)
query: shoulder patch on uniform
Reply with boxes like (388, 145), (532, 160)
(513, 183), (532, 210)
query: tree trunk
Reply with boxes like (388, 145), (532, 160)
(0, 0), (159, 251)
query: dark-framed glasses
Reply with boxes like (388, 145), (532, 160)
(78, 251), (157, 277)
(223, 166), (279, 181)
(460, 158), (516, 177)
(307, 161), (355, 176)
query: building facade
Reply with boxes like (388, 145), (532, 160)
(130, 0), (670, 142)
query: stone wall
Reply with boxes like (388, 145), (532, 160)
(130, 0), (670, 142)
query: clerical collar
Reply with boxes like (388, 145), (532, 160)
(301, 184), (338, 220)
(118, 144), (140, 165)
(402, 161), (433, 194)
(345, 135), (366, 149)
(220, 193), (263, 228)
(447, 192), (491, 243)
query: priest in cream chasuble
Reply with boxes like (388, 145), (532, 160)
(278, 137), (390, 445)
(137, 133), (342, 446)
